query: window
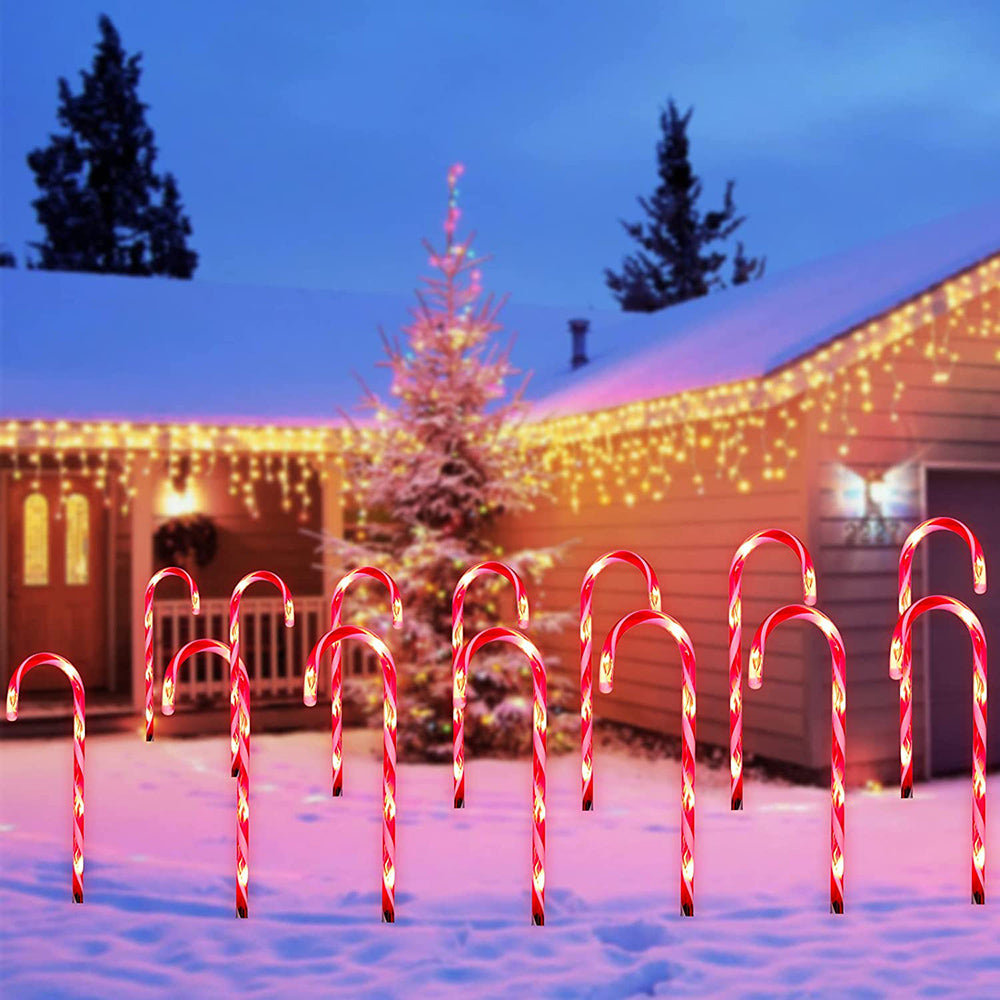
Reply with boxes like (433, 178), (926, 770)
(23, 493), (49, 586)
(65, 493), (90, 585)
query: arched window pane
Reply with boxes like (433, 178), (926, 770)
(65, 493), (90, 586)
(24, 493), (49, 586)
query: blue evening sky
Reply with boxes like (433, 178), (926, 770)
(2, 2), (998, 307)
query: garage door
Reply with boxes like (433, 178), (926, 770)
(925, 469), (1000, 775)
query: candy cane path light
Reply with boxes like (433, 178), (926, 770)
(303, 567), (402, 798)
(896, 518), (986, 801)
(229, 571), (294, 776)
(452, 561), (529, 809)
(6, 653), (86, 903)
(306, 625), (398, 923)
(890, 594), (987, 904)
(749, 605), (846, 914)
(456, 627), (546, 925)
(599, 609), (697, 916)
(580, 550), (661, 812)
(144, 567), (200, 741)
(162, 638), (252, 918)
(729, 529), (816, 811)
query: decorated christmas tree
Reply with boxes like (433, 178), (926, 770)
(321, 164), (573, 760)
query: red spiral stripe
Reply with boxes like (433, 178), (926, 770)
(600, 610), (697, 916)
(457, 627), (546, 924)
(580, 551), (661, 812)
(143, 568), (200, 742)
(728, 530), (816, 811)
(452, 562), (529, 809)
(751, 605), (846, 913)
(7, 653), (86, 903)
(891, 595), (987, 903)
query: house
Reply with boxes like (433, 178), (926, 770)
(2, 204), (998, 785)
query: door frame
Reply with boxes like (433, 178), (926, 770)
(1, 467), (117, 689)
(919, 460), (1000, 778)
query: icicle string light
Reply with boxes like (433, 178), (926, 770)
(306, 625), (399, 922)
(303, 568), (402, 798)
(749, 605), (847, 913)
(728, 530), (816, 811)
(143, 567), (200, 742)
(890, 595), (987, 905)
(599, 609), (697, 916)
(6, 653), (87, 903)
(579, 550), (662, 811)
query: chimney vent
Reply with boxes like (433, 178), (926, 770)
(569, 318), (589, 370)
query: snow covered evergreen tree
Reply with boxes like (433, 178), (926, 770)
(319, 164), (572, 760)
(605, 100), (762, 311)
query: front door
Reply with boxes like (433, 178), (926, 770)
(6, 475), (109, 692)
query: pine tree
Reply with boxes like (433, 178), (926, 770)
(605, 100), (762, 311)
(318, 164), (573, 760)
(731, 241), (765, 286)
(0, 245), (15, 268)
(26, 15), (197, 277)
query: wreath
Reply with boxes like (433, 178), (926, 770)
(154, 515), (218, 568)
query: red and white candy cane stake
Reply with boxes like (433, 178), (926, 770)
(144, 567), (200, 741)
(306, 625), (399, 922)
(452, 562), (529, 809)
(599, 610), (697, 916)
(456, 627), (546, 925)
(581, 551), (661, 811)
(890, 595), (987, 904)
(304, 567), (402, 798)
(896, 518), (986, 798)
(750, 606), (847, 913)
(162, 638), (252, 917)
(6, 653), (86, 903)
(229, 572), (294, 775)
(729, 530), (816, 811)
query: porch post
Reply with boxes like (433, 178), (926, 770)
(320, 455), (345, 589)
(129, 474), (154, 713)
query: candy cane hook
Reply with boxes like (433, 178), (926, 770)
(452, 562), (529, 809)
(230, 572), (294, 775)
(890, 595), (987, 904)
(456, 627), (546, 925)
(304, 567), (402, 798)
(729, 529), (816, 810)
(144, 567), (200, 741)
(580, 550), (661, 811)
(306, 625), (398, 922)
(162, 638), (252, 917)
(599, 609), (697, 916)
(750, 606), (847, 913)
(896, 518), (986, 797)
(6, 653), (86, 903)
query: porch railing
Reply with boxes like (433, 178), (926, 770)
(155, 595), (381, 708)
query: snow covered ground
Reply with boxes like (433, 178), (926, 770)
(1, 730), (997, 998)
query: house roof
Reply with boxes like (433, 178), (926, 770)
(532, 202), (1000, 419)
(2, 203), (998, 427)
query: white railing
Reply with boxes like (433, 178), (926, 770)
(154, 595), (380, 708)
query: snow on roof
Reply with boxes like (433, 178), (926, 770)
(2, 203), (997, 426)
(532, 203), (1000, 418)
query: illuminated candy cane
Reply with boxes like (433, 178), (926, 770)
(896, 518), (986, 798)
(890, 595), (987, 904)
(144, 567), (200, 741)
(162, 638), (252, 917)
(456, 627), (546, 924)
(729, 530), (816, 811)
(580, 550), (661, 811)
(599, 610), (697, 916)
(6, 653), (86, 903)
(452, 562), (529, 809)
(230, 572), (294, 776)
(306, 625), (398, 922)
(750, 605), (847, 913)
(304, 567), (402, 797)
